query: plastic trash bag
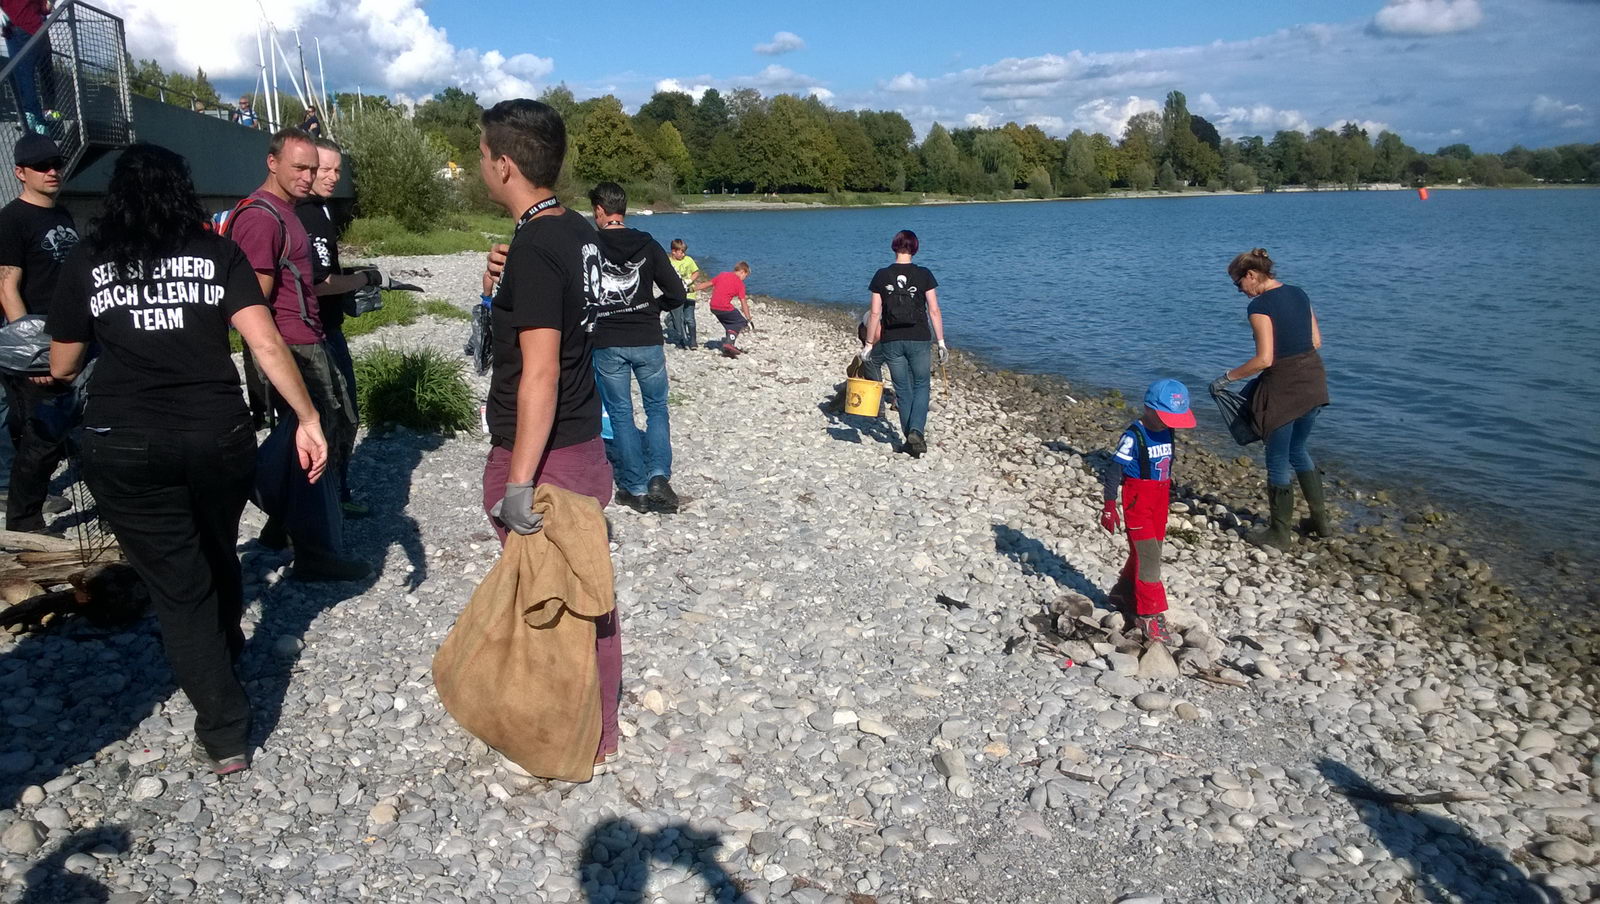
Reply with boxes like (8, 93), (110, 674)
(0, 315), (51, 375)
(466, 298), (493, 376)
(1211, 379), (1260, 446)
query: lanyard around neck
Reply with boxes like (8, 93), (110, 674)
(515, 196), (562, 232)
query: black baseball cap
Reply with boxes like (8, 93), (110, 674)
(13, 134), (62, 168)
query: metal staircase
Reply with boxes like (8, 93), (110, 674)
(0, 0), (134, 205)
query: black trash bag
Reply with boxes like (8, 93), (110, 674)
(0, 315), (51, 375)
(465, 300), (493, 376)
(343, 285), (384, 318)
(1211, 379), (1261, 446)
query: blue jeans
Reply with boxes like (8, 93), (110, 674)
(1264, 407), (1320, 487)
(592, 345), (671, 496)
(665, 305), (697, 348)
(879, 339), (931, 437)
(6, 30), (48, 123)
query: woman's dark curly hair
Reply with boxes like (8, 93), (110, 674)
(88, 143), (208, 272)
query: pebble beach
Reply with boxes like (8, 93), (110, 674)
(1, 250), (1596, 904)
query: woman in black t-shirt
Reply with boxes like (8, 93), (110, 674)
(47, 144), (328, 777)
(861, 230), (948, 457)
(1212, 247), (1331, 549)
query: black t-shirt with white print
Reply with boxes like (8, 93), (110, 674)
(296, 199), (347, 333)
(0, 197), (78, 316)
(47, 233), (267, 429)
(869, 262), (937, 343)
(488, 207), (602, 451)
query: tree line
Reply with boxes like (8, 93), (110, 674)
(126, 56), (1600, 199)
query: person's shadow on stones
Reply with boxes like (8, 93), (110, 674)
(581, 818), (752, 904)
(992, 523), (1109, 604)
(1318, 759), (1558, 904)
(19, 824), (130, 903)
(242, 429), (437, 749)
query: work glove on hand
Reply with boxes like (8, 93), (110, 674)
(490, 481), (543, 535)
(1099, 499), (1121, 534)
(859, 343), (874, 363)
(1209, 373), (1234, 395)
(937, 341), (949, 365)
(363, 268), (386, 287)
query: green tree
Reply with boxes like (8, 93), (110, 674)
(652, 121), (695, 191)
(343, 112), (454, 232)
(1468, 153), (1505, 186)
(1157, 160), (1180, 192)
(571, 95), (656, 183)
(635, 91), (696, 130)
(859, 111), (916, 189)
(1159, 91), (1201, 181)
(1227, 163), (1258, 192)
(830, 113), (882, 191)
(414, 87), (484, 162)
(920, 123), (960, 193)
(1303, 129), (1339, 186)
(688, 88), (729, 155)
(1128, 161), (1156, 192)
(1436, 143), (1474, 161)
(1335, 122), (1374, 187)
(1189, 114), (1221, 152)
(1121, 110), (1162, 174)
(1371, 130), (1414, 183)
(1024, 166), (1053, 199)
(1060, 129), (1101, 192)
(973, 130), (1023, 188)
(538, 84), (579, 122)
(726, 88), (767, 122)
(1269, 130), (1307, 184)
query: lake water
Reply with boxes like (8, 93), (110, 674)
(657, 190), (1600, 555)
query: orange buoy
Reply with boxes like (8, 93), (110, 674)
(1417, 187), (1430, 200)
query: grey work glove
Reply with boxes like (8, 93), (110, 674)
(1210, 373), (1234, 395)
(936, 341), (949, 365)
(363, 267), (386, 287)
(490, 481), (543, 535)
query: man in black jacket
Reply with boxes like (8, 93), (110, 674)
(588, 182), (688, 512)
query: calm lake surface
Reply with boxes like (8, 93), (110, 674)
(659, 190), (1600, 556)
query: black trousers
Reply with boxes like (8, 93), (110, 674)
(3, 374), (69, 532)
(81, 421), (256, 758)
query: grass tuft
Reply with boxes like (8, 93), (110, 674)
(343, 215), (508, 256)
(354, 345), (477, 434)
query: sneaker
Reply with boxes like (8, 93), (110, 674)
(340, 500), (370, 519)
(721, 343), (742, 358)
(904, 430), (927, 458)
(645, 476), (679, 513)
(1136, 614), (1172, 646)
(291, 550), (371, 582)
(613, 490), (647, 512)
(194, 745), (250, 777)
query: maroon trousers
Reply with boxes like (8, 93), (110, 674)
(482, 437), (621, 757)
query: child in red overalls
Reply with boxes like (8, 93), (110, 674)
(1099, 379), (1195, 645)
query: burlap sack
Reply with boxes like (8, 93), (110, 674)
(432, 485), (614, 782)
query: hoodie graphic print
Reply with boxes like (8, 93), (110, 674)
(591, 226), (688, 349)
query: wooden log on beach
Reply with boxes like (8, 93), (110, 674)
(0, 529), (81, 554)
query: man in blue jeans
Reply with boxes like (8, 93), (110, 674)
(587, 182), (689, 512)
(2, 0), (52, 132)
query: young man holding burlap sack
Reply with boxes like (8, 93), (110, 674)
(432, 98), (621, 781)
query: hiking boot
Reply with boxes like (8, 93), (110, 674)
(645, 476), (679, 513)
(340, 500), (370, 519)
(1137, 614), (1172, 646)
(257, 517), (289, 551)
(613, 490), (648, 512)
(1248, 484), (1295, 550)
(292, 550), (371, 582)
(904, 430), (926, 457)
(43, 494), (71, 515)
(1295, 470), (1334, 538)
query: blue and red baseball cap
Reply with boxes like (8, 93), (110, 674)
(1144, 379), (1196, 428)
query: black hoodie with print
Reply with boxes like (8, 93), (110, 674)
(591, 226), (688, 349)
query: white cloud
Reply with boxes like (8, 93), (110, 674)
(1024, 115), (1068, 136)
(808, 87), (835, 102)
(1370, 0), (1484, 37)
(741, 64), (829, 97)
(104, 0), (554, 104)
(1192, 93), (1312, 135)
(963, 110), (995, 128)
(1527, 95), (1590, 129)
(754, 31), (806, 56)
(882, 72), (928, 93)
(1067, 96), (1160, 136)
(655, 78), (712, 102)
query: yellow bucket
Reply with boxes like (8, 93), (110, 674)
(844, 377), (883, 416)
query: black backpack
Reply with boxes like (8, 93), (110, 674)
(882, 276), (921, 329)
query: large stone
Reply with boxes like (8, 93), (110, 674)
(1, 820), (45, 855)
(1404, 688), (1444, 713)
(1519, 729), (1559, 755)
(1137, 644), (1181, 680)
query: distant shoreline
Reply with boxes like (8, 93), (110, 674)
(662, 182), (1597, 213)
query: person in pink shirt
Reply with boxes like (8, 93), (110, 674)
(707, 261), (751, 357)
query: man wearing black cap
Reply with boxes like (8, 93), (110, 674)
(0, 133), (76, 532)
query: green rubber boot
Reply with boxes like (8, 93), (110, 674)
(1296, 470), (1334, 538)
(1249, 484), (1295, 550)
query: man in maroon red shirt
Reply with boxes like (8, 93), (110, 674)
(228, 128), (366, 581)
(1, 0), (52, 131)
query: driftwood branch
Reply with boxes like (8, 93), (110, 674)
(0, 529), (81, 553)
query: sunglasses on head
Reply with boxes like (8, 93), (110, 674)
(25, 158), (65, 173)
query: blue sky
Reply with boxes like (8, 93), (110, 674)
(111, 0), (1598, 151)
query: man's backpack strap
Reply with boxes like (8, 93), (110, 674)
(223, 198), (315, 331)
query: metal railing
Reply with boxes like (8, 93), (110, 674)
(0, 0), (134, 205)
